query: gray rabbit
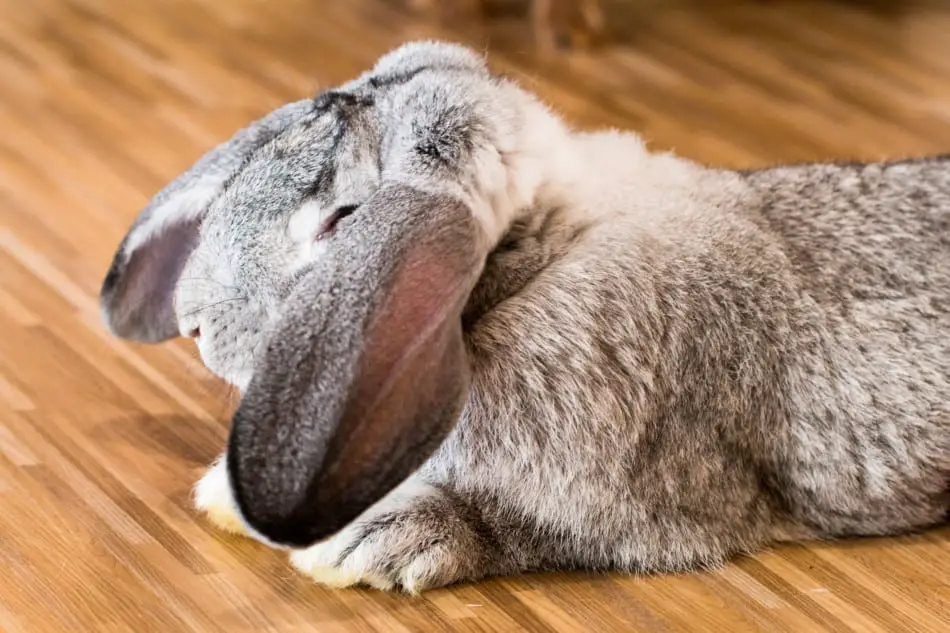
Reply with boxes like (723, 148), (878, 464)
(100, 41), (950, 593)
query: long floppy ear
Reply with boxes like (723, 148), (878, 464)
(99, 100), (313, 343)
(227, 184), (485, 547)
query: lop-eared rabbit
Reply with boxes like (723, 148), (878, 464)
(100, 41), (950, 593)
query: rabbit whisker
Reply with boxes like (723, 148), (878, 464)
(178, 297), (248, 320)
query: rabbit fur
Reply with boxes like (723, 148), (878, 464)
(100, 41), (950, 593)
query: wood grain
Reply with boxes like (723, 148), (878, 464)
(2, 0), (950, 631)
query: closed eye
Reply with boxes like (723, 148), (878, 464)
(316, 204), (359, 240)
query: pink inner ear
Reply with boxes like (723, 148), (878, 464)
(316, 241), (477, 503)
(369, 251), (470, 399)
(102, 217), (202, 342)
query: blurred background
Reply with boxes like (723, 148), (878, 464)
(1, 1), (949, 632)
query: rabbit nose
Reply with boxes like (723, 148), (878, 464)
(187, 326), (201, 339)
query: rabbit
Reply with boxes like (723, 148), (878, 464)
(100, 40), (950, 594)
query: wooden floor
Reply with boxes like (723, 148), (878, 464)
(2, 0), (950, 631)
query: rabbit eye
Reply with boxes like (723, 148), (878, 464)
(316, 204), (359, 241)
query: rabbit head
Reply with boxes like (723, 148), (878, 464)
(100, 41), (572, 547)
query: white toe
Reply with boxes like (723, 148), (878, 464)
(194, 455), (248, 535)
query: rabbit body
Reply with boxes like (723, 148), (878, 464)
(411, 149), (950, 581)
(287, 147), (950, 591)
(101, 41), (950, 593)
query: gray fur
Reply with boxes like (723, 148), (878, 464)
(100, 99), (315, 342)
(101, 41), (950, 592)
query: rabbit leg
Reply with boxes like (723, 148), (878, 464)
(289, 477), (504, 593)
(193, 455), (249, 536)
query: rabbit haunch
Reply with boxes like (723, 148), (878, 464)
(100, 40), (950, 592)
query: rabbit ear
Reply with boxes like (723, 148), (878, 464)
(100, 100), (314, 343)
(227, 184), (484, 547)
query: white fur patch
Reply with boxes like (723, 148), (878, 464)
(194, 456), (248, 535)
(286, 199), (333, 273)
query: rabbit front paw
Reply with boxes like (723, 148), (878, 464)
(289, 479), (487, 594)
(193, 455), (249, 536)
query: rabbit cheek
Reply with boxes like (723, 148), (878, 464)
(200, 318), (263, 390)
(177, 293), (263, 388)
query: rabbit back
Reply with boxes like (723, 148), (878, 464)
(740, 156), (950, 534)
